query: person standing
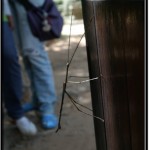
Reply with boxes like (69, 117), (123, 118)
(10, 0), (58, 129)
(2, 0), (37, 135)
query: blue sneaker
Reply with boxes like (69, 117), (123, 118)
(41, 114), (58, 129)
(22, 103), (38, 113)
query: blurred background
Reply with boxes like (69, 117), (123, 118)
(3, 1), (97, 150)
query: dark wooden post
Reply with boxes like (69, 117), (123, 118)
(81, 0), (145, 150)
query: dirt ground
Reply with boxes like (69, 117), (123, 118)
(3, 20), (97, 150)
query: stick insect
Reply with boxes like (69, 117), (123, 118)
(56, 10), (104, 132)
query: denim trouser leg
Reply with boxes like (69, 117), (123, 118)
(12, 1), (57, 115)
(2, 22), (24, 119)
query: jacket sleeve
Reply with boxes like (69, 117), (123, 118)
(3, 0), (11, 16)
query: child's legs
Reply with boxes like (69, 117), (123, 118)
(2, 22), (24, 119)
(13, 1), (57, 115)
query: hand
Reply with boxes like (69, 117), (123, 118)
(7, 15), (14, 30)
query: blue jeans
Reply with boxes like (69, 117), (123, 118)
(2, 22), (24, 119)
(11, 0), (57, 115)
